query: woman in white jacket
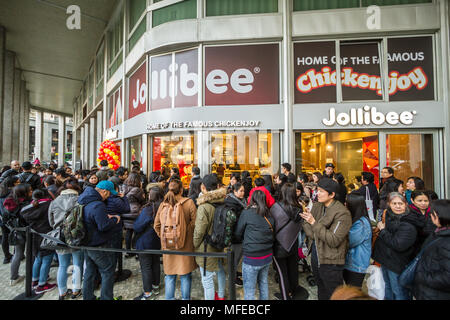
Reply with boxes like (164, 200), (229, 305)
(48, 178), (84, 300)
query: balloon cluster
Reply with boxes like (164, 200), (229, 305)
(98, 140), (121, 170)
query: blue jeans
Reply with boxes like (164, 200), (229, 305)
(242, 262), (271, 300)
(165, 273), (192, 300)
(199, 260), (226, 300)
(57, 251), (84, 296)
(32, 253), (54, 285)
(83, 249), (116, 300)
(381, 266), (411, 300)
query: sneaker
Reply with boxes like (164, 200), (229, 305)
(32, 281), (39, 289)
(214, 292), (225, 300)
(71, 290), (82, 299)
(235, 277), (243, 287)
(134, 292), (153, 300)
(152, 285), (160, 296)
(10, 275), (25, 286)
(35, 282), (57, 294)
(59, 289), (73, 300)
(3, 255), (12, 264)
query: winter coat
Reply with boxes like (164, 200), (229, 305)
(271, 202), (302, 258)
(408, 204), (437, 256)
(224, 193), (247, 244)
(83, 182), (97, 191)
(96, 167), (111, 182)
(248, 186), (275, 209)
(372, 209), (419, 274)
(413, 227), (450, 300)
(344, 217), (372, 274)
(48, 189), (80, 254)
(121, 185), (146, 230)
(133, 201), (162, 251)
(21, 200), (53, 257)
(352, 183), (380, 215)
(78, 187), (119, 247)
(303, 200), (352, 265)
(234, 207), (275, 258)
(0, 169), (19, 182)
(193, 187), (227, 272)
(17, 172), (42, 190)
(3, 197), (30, 228)
(154, 194), (197, 275)
(105, 194), (130, 235)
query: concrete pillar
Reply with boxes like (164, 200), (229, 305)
(18, 80), (26, 162)
(23, 93), (30, 162)
(58, 115), (66, 167)
(96, 110), (102, 156)
(72, 127), (78, 170)
(89, 117), (96, 168)
(80, 126), (85, 170)
(84, 123), (89, 169)
(11, 68), (21, 161)
(2, 51), (15, 163)
(34, 110), (43, 161)
(0, 26), (5, 164)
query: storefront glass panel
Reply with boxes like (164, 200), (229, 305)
(210, 130), (280, 185)
(295, 131), (380, 188)
(128, 136), (142, 168)
(386, 133), (434, 189)
(152, 133), (197, 188)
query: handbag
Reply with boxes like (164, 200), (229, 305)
(365, 187), (375, 222)
(366, 264), (385, 300)
(40, 227), (66, 250)
(399, 237), (441, 290)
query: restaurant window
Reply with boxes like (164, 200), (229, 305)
(108, 8), (124, 77)
(210, 130), (280, 186)
(152, 0), (196, 28)
(128, 136), (143, 168)
(128, 0), (147, 51)
(295, 131), (380, 188)
(153, 132), (198, 188)
(206, 0), (278, 17)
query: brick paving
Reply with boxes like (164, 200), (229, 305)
(0, 242), (319, 300)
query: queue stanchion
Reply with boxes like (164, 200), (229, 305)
(13, 227), (43, 300)
(227, 249), (236, 300)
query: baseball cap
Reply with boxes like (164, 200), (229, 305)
(325, 163), (335, 168)
(317, 178), (338, 195)
(96, 180), (118, 195)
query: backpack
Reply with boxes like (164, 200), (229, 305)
(18, 172), (35, 184)
(160, 198), (190, 250)
(62, 204), (87, 246)
(204, 204), (236, 250)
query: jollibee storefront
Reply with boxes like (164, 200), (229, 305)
(106, 35), (445, 195)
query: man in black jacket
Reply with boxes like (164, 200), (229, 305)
(17, 162), (42, 190)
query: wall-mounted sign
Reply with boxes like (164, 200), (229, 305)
(146, 120), (262, 131)
(105, 128), (118, 140)
(322, 106), (417, 127)
(128, 61), (147, 120)
(150, 48), (198, 110)
(294, 36), (434, 103)
(205, 44), (279, 106)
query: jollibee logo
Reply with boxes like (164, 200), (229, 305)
(132, 79), (147, 109)
(206, 68), (256, 94)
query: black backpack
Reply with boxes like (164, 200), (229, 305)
(204, 204), (230, 251)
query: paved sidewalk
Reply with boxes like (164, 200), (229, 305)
(0, 246), (318, 300)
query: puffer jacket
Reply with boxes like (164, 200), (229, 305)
(48, 189), (80, 254)
(344, 216), (372, 273)
(372, 209), (419, 274)
(193, 187), (227, 272)
(413, 227), (450, 300)
(303, 200), (352, 265)
(105, 194), (130, 234)
(133, 200), (162, 250)
(270, 202), (302, 258)
(408, 204), (437, 256)
(224, 193), (247, 244)
(121, 185), (146, 230)
(21, 199), (53, 257)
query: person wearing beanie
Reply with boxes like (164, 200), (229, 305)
(300, 178), (352, 300)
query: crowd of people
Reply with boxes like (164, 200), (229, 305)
(0, 159), (448, 301)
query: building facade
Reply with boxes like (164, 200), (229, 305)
(73, 0), (450, 196)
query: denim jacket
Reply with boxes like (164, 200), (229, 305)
(344, 216), (372, 273)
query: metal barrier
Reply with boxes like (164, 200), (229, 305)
(13, 227), (236, 300)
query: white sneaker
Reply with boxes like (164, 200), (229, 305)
(67, 265), (74, 274)
(10, 275), (25, 286)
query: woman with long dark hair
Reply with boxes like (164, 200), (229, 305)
(343, 193), (372, 288)
(133, 186), (164, 300)
(154, 179), (197, 300)
(241, 171), (253, 200)
(234, 190), (274, 300)
(271, 183), (303, 300)
(3, 184), (33, 286)
(0, 176), (20, 263)
(121, 172), (146, 257)
(334, 173), (348, 205)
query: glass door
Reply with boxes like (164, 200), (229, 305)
(379, 131), (442, 196)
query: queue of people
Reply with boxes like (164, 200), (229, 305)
(0, 159), (448, 301)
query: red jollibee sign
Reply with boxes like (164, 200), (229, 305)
(128, 61), (147, 119)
